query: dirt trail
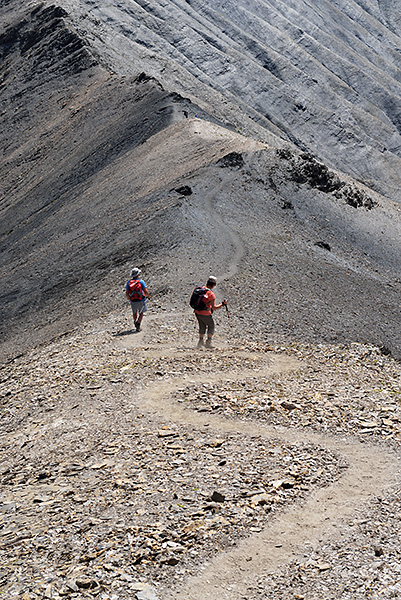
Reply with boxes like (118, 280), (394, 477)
(114, 323), (399, 599)
(203, 170), (245, 283)
(117, 167), (401, 598)
(132, 343), (398, 600)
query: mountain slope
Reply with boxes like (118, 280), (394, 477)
(1, 4), (401, 600)
(59, 0), (401, 202)
(0, 3), (264, 359)
(1, 1), (401, 361)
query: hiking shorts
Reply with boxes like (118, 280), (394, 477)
(130, 300), (147, 315)
(196, 313), (215, 336)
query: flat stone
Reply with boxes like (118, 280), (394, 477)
(135, 585), (160, 600)
(210, 490), (225, 503)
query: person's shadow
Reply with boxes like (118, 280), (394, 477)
(112, 329), (137, 337)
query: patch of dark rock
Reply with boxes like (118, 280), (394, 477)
(76, 578), (99, 590)
(135, 72), (157, 85)
(210, 491), (225, 503)
(289, 154), (377, 209)
(162, 556), (180, 566)
(282, 200), (293, 210)
(217, 152), (244, 169)
(291, 154), (344, 193)
(175, 185), (192, 196)
(268, 176), (278, 191)
(334, 185), (376, 210)
(276, 147), (293, 161)
(379, 344), (392, 356)
(169, 91), (191, 104)
(315, 241), (331, 251)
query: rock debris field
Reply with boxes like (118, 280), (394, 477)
(2, 2), (401, 599)
(1, 307), (400, 600)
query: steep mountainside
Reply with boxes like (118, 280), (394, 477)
(1, 4), (401, 600)
(59, 0), (401, 202)
(0, 3), (263, 358)
(1, 0), (401, 361)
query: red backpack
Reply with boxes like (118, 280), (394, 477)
(127, 279), (144, 301)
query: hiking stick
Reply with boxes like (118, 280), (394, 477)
(224, 302), (230, 319)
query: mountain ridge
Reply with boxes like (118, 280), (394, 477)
(1, 0), (401, 362)
(58, 0), (401, 201)
(1, 5), (401, 598)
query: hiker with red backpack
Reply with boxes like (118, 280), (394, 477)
(125, 268), (150, 331)
(190, 276), (227, 348)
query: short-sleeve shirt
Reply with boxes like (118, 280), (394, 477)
(194, 288), (215, 316)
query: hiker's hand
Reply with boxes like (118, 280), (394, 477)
(222, 299), (227, 306)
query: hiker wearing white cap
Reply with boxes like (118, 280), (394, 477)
(190, 276), (227, 348)
(125, 268), (150, 331)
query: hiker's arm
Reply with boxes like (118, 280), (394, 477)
(143, 286), (151, 299)
(125, 289), (130, 300)
(211, 298), (227, 310)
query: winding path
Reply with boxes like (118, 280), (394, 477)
(127, 341), (399, 600)
(203, 170), (246, 283)
(121, 159), (401, 598)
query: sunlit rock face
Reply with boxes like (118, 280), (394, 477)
(58, 0), (401, 202)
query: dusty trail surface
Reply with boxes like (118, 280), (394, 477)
(122, 318), (400, 600)
(1, 306), (400, 599)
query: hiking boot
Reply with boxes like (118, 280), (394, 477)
(197, 339), (204, 348)
(205, 338), (213, 348)
(135, 322), (141, 332)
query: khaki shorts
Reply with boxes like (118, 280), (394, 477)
(195, 313), (215, 336)
(130, 300), (147, 314)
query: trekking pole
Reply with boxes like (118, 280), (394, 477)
(224, 300), (230, 319)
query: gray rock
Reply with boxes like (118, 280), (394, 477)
(135, 586), (160, 600)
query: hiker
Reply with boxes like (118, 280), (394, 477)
(125, 268), (150, 331)
(192, 276), (227, 348)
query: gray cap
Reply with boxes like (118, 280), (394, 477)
(208, 276), (217, 284)
(131, 267), (142, 278)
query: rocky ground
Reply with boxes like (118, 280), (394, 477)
(1, 2), (401, 599)
(1, 306), (400, 600)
